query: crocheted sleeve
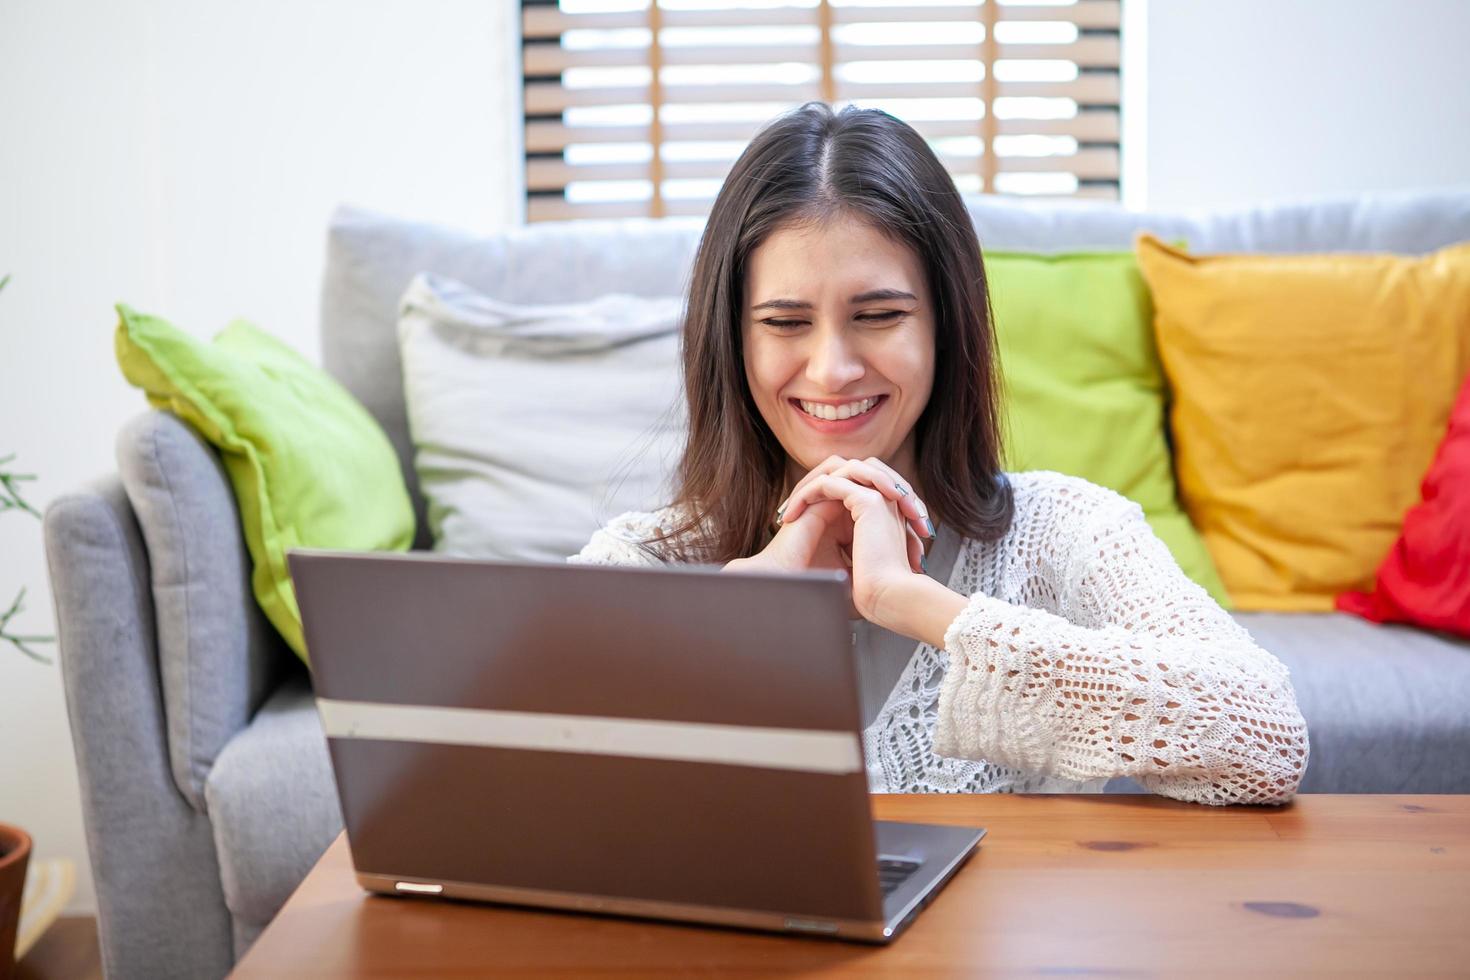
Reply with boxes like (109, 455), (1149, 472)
(568, 509), (677, 567)
(932, 480), (1310, 806)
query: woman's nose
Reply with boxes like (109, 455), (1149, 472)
(805, 324), (865, 391)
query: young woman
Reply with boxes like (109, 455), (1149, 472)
(572, 102), (1309, 805)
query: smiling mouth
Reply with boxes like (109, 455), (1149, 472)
(790, 395), (887, 422)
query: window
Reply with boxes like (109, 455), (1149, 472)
(522, 0), (1122, 221)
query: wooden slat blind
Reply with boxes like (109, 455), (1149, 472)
(522, 0), (1123, 222)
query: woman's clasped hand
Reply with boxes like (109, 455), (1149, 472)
(723, 454), (934, 621)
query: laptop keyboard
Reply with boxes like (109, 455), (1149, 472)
(877, 856), (922, 897)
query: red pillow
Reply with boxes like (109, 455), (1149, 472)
(1336, 369), (1470, 637)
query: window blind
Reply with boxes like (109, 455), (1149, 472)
(522, 0), (1122, 222)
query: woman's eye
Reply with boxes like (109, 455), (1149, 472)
(760, 311), (904, 329)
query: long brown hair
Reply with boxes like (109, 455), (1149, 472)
(651, 101), (1013, 563)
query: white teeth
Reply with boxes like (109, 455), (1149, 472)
(798, 396), (877, 421)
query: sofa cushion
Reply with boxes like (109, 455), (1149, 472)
(1232, 611), (1470, 793)
(204, 676), (342, 961)
(988, 248), (1228, 605)
(115, 306), (418, 662)
(1136, 235), (1470, 610)
(116, 410), (290, 811)
(322, 209), (704, 549)
(1338, 368), (1470, 638)
(398, 273), (685, 561)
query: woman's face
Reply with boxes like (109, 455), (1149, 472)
(742, 213), (936, 484)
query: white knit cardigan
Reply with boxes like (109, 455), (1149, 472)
(570, 470), (1309, 805)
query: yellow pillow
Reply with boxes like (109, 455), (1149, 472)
(1135, 233), (1470, 610)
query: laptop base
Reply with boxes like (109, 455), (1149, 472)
(355, 819), (985, 945)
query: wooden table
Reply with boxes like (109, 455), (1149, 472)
(231, 794), (1469, 977)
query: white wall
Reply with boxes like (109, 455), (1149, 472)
(0, 0), (521, 914)
(1140, 0), (1470, 209)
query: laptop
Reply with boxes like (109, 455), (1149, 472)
(287, 548), (985, 943)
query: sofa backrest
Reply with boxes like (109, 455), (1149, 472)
(321, 187), (1470, 549)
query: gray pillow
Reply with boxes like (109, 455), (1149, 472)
(397, 273), (686, 562)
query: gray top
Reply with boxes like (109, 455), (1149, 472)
(851, 522), (963, 728)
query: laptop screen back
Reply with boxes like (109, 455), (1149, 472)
(289, 551), (885, 922)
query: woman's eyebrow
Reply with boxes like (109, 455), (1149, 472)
(751, 288), (917, 311)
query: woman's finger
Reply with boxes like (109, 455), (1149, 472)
(772, 494), (836, 555)
(780, 474), (904, 550)
(781, 458), (930, 541)
(837, 458), (931, 541)
(905, 520), (925, 575)
(776, 454), (846, 523)
(862, 456), (934, 539)
(785, 474), (924, 576)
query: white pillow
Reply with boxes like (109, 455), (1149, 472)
(397, 273), (686, 562)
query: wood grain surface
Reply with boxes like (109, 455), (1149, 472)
(230, 794), (1470, 978)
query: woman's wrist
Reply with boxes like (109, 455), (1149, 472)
(872, 576), (970, 649)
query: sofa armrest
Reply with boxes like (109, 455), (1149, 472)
(43, 475), (236, 980)
(115, 410), (292, 811)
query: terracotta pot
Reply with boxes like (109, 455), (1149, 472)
(0, 823), (30, 980)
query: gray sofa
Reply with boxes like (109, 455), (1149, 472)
(44, 190), (1470, 979)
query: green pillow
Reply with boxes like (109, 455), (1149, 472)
(114, 304), (416, 663)
(985, 250), (1230, 607)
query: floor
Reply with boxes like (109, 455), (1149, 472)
(15, 916), (102, 980)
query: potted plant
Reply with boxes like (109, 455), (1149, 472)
(1, 272), (54, 977)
